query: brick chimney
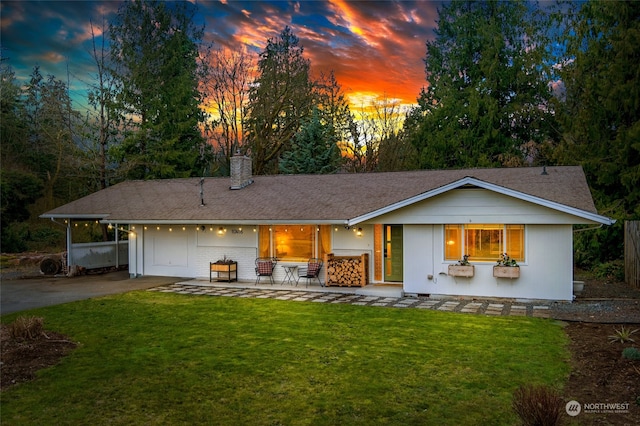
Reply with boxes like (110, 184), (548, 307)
(230, 152), (253, 190)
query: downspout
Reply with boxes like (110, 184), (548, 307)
(573, 224), (603, 233)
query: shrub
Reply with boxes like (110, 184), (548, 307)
(8, 316), (44, 340)
(592, 260), (625, 282)
(608, 326), (638, 344)
(512, 384), (563, 426)
(622, 347), (640, 360)
(0, 223), (28, 253)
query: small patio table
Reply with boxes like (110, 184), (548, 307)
(281, 264), (298, 285)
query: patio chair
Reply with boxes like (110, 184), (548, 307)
(296, 258), (323, 287)
(255, 257), (277, 285)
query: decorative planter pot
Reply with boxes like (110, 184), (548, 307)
(448, 264), (474, 277)
(573, 281), (585, 293)
(493, 266), (520, 279)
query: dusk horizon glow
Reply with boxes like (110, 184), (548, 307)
(1, 0), (443, 113)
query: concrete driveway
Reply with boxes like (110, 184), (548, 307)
(1, 271), (182, 315)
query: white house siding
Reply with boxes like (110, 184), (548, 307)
(129, 225), (259, 279)
(331, 225), (374, 256)
(193, 227), (259, 280)
(129, 224), (374, 282)
(402, 224), (573, 301)
(140, 226), (196, 277)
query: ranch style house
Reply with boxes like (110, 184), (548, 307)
(41, 155), (614, 301)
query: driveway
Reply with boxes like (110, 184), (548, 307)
(1, 271), (182, 315)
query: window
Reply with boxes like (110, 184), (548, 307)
(445, 224), (524, 262)
(258, 225), (331, 261)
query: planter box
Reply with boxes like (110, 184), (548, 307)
(210, 261), (238, 282)
(493, 266), (520, 279)
(448, 264), (474, 278)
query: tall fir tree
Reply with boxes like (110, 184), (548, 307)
(553, 1), (640, 267)
(407, 0), (557, 169)
(108, 0), (205, 179)
(245, 26), (314, 174)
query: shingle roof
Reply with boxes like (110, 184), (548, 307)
(41, 166), (607, 224)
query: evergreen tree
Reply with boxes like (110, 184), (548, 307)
(245, 26), (314, 174)
(0, 60), (44, 251)
(407, 0), (557, 169)
(553, 1), (640, 268)
(555, 1), (640, 219)
(108, 0), (205, 179)
(279, 107), (340, 174)
(22, 67), (84, 209)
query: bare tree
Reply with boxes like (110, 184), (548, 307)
(343, 93), (405, 172)
(87, 17), (117, 189)
(200, 46), (252, 174)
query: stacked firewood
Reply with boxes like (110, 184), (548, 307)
(324, 253), (368, 287)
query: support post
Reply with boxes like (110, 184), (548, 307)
(66, 219), (73, 270)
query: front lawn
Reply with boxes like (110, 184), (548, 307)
(1, 291), (569, 425)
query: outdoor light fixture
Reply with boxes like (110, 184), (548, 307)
(217, 227), (225, 235)
(356, 228), (363, 237)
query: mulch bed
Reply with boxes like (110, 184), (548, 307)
(555, 277), (640, 424)
(0, 326), (77, 391)
(563, 321), (640, 425)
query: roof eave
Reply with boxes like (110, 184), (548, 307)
(40, 213), (110, 220)
(101, 219), (348, 226)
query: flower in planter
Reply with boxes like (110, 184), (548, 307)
(215, 255), (234, 264)
(458, 254), (471, 266)
(496, 253), (518, 267)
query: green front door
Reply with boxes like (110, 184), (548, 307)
(384, 225), (403, 282)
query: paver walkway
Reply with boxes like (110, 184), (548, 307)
(149, 283), (552, 318)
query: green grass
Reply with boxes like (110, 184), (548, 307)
(1, 292), (570, 425)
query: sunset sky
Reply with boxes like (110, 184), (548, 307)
(1, 0), (443, 111)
